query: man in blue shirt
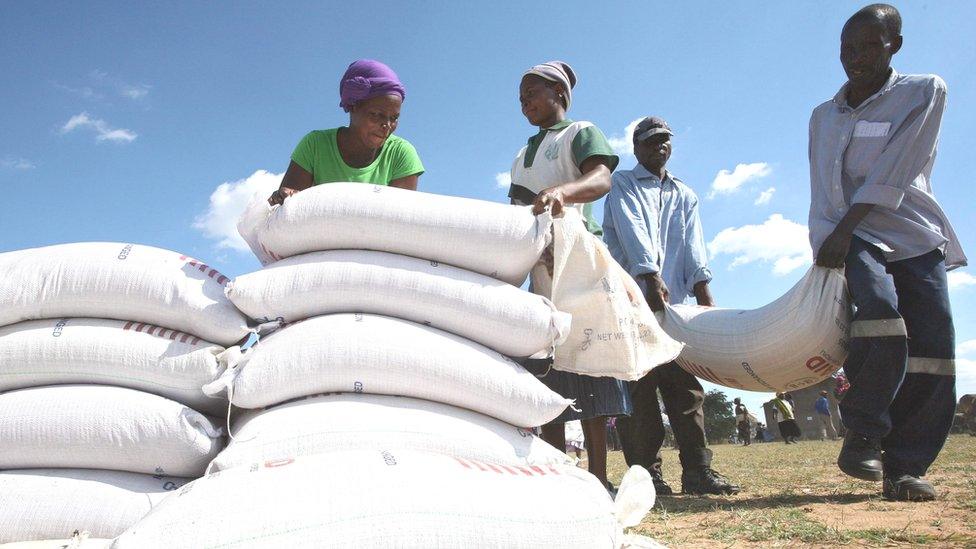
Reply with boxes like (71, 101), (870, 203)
(815, 390), (838, 441)
(810, 4), (962, 501)
(604, 116), (738, 496)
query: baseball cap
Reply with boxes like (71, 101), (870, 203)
(633, 116), (673, 142)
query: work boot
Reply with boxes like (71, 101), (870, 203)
(883, 473), (937, 501)
(681, 467), (741, 495)
(837, 431), (883, 481)
(649, 471), (674, 496)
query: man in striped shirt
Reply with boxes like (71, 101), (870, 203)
(809, 3), (965, 501)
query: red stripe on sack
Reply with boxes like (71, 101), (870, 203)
(455, 458), (472, 469)
(499, 465), (519, 475)
(123, 321), (134, 331)
(168, 331), (179, 341)
(529, 466), (546, 476)
(547, 466), (561, 475)
(198, 264), (207, 273)
(485, 463), (504, 474)
(471, 461), (490, 472)
(156, 328), (169, 339)
(217, 275), (228, 285)
(134, 323), (147, 333)
(190, 336), (200, 345)
(514, 466), (534, 476)
(179, 334), (190, 344)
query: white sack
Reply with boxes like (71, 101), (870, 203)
(0, 541), (110, 549)
(0, 243), (250, 346)
(660, 266), (850, 392)
(0, 469), (186, 543)
(210, 393), (569, 472)
(114, 449), (620, 548)
(237, 183), (550, 285)
(0, 318), (232, 415)
(532, 209), (683, 380)
(0, 385), (223, 476)
(208, 314), (571, 427)
(226, 249), (569, 358)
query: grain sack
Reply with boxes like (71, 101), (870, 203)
(0, 243), (250, 346)
(226, 249), (569, 358)
(0, 318), (234, 415)
(532, 209), (684, 380)
(204, 314), (571, 427)
(237, 183), (550, 285)
(0, 469), (186, 543)
(0, 540), (111, 549)
(210, 393), (569, 472)
(114, 450), (631, 548)
(0, 385), (223, 476)
(659, 266), (850, 392)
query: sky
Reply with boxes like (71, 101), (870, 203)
(2, 1), (975, 419)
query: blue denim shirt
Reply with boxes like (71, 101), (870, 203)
(603, 165), (712, 304)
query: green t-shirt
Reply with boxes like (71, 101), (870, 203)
(290, 128), (424, 185)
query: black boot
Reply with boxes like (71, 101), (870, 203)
(883, 473), (937, 501)
(650, 470), (674, 496)
(681, 467), (741, 495)
(837, 431), (883, 481)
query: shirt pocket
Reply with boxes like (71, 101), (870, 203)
(843, 121), (891, 180)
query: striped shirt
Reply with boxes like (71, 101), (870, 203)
(808, 70), (966, 268)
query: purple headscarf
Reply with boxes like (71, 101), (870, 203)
(339, 59), (405, 112)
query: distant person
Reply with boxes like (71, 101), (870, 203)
(734, 398), (752, 446)
(809, 4), (964, 501)
(604, 116), (739, 496)
(507, 60), (628, 494)
(755, 423), (769, 443)
(268, 59), (424, 205)
(816, 390), (839, 440)
(770, 393), (800, 444)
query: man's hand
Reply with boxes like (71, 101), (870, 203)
(532, 186), (566, 215)
(641, 272), (669, 312)
(816, 227), (853, 269)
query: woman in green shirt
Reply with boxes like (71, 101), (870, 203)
(268, 59), (424, 205)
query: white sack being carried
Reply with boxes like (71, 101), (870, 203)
(237, 183), (550, 285)
(0, 243), (250, 346)
(0, 385), (223, 476)
(114, 449), (631, 548)
(0, 469), (186, 543)
(532, 209), (684, 380)
(206, 314), (571, 427)
(659, 266), (850, 392)
(210, 393), (569, 472)
(226, 249), (569, 358)
(0, 318), (233, 415)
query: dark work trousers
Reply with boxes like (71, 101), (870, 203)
(841, 237), (956, 477)
(617, 361), (711, 474)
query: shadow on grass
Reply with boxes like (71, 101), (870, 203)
(655, 492), (874, 513)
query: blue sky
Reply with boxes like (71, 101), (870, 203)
(2, 1), (974, 418)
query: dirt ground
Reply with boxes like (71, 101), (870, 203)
(599, 434), (976, 547)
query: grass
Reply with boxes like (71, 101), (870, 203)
(600, 434), (976, 547)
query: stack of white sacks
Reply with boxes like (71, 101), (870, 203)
(0, 243), (251, 544)
(108, 184), (656, 548)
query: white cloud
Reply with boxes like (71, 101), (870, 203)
(708, 162), (772, 198)
(120, 84), (151, 100)
(495, 171), (511, 189)
(754, 187), (775, 206)
(193, 170), (282, 252)
(60, 112), (137, 143)
(948, 271), (975, 290)
(1, 157), (35, 170)
(708, 214), (811, 275)
(957, 340), (976, 357)
(606, 118), (643, 157)
(957, 359), (976, 398)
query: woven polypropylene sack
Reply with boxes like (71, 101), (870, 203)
(114, 450), (619, 548)
(0, 243), (250, 346)
(0, 318), (232, 415)
(210, 314), (571, 427)
(659, 267), (851, 392)
(210, 393), (569, 472)
(0, 469), (186, 543)
(0, 385), (223, 476)
(237, 183), (550, 285)
(226, 249), (569, 358)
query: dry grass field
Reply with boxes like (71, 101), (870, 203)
(602, 434), (976, 547)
